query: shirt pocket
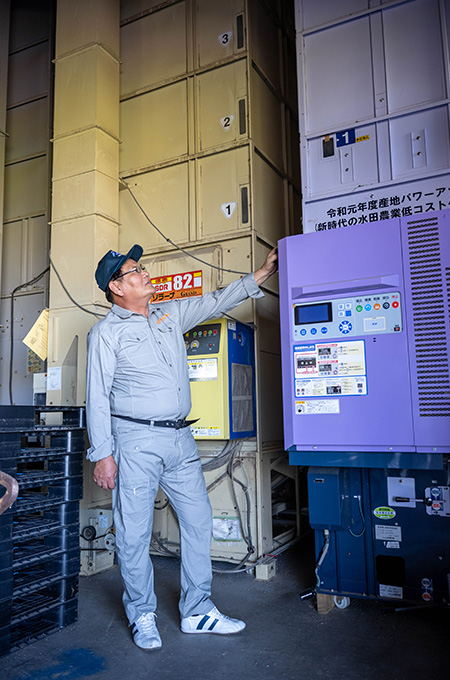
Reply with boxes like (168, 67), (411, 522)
(157, 324), (185, 358)
(119, 335), (151, 370)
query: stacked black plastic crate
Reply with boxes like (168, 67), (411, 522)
(0, 406), (85, 656)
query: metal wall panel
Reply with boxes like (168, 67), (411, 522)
(286, 109), (300, 187)
(120, 2), (188, 95)
(49, 215), (119, 310)
(55, 0), (119, 59)
(120, 81), (188, 172)
(1, 216), (49, 296)
(195, 0), (246, 68)
(384, 0), (446, 113)
(119, 162), (190, 250)
(8, 0), (52, 51)
(307, 123), (378, 196)
(5, 99), (49, 164)
(197, 146), (250, 238)
(0, 291), (47, 405)
(252, 151), (286, 244)
(390, 106), (450, 180)
(7, 42), (51, 107)
(196, 60), (247, 153)
(296, 0), (450, 233)
(54, 47), (119, 138)
(250, 66), (284, 172)
(248, 0), (281, 93)
(3, 157), (48, 221)
(300, 0), (369, 31)
(303, 16), (374, 134)
(52, 171), (118, 224)
(120, 0), (175, 21)
(52, 128), (119, 181)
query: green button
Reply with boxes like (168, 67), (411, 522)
(356, 305), (363, 312)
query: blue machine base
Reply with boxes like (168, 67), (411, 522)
(289, 449), (446, 470)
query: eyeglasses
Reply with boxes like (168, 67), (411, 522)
(115, 264), (147, 280)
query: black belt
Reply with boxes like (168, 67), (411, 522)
(112, 414), (198, 430)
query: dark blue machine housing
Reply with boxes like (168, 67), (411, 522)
(226, 321), (256, 439)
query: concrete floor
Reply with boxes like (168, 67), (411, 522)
(1, 535), (449, 680)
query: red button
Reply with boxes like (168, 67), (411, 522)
(392, 301), (399, 308)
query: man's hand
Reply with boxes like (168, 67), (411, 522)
(93, 455), (118, 490)
(254, 247), (278, 287)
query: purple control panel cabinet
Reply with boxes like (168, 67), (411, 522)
(279, 210), (450, 459)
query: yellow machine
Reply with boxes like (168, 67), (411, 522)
(184, 318), (256, 440)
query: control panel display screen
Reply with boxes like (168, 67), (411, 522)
(295, 302), (332, 326)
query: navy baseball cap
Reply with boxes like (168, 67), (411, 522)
(95, 244), (143, 291)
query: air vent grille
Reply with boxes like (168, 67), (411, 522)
(407, 218), (450, 417)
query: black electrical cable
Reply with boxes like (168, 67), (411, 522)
(9, 266), (50, 406)
(49, 254), (105, 318)
(120, 178), (252, 276)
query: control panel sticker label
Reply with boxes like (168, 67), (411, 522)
(375, 524), (402, 542)
(379, 584), (403, 600)
(385, 541), (400, 550)
(191, 426), (221, 437)
(295, 399), (340, 415)
(293, 340), (367, 397)
(188, 358), (218, 381)
(373, 506), (396, 520)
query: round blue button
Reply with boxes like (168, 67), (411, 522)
(300, 329), (307, 336)
(365, 304), (372, 311)
(310, 328), (317, 335)
(321, 327), (328, 334)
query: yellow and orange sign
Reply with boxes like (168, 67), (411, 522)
(150, 270), (203, 303)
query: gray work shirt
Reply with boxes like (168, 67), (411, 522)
(86, 273), (263, 462)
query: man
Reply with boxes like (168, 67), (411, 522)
(86, 244), (277, 650)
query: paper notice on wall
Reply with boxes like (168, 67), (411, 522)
(213, 517), (242, 542)
(22, 309), (49, 361)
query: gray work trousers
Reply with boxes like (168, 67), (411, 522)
(111, 419), (213, 624)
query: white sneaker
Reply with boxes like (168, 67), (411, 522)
(131, 612), (162, 650)
(181, 606), (246, 635)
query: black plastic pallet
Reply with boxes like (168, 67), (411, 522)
(0, 406), (83, 657)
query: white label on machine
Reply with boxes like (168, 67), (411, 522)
(187, 358), (218, 381)
(295, 399), (340, 415)
(293, 341), (367, 397)
(191, 426), (221, 437)
(295, 376), (366, 398)
(47, 366), (62, 391)
(375, 525), (402, 542)
(385, 541), (400, 549)
(379, 584), (403, 599)
(213, 517), (242, 541)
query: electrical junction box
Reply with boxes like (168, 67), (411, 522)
(185, 318), (256, 440)
(307, 467), (344, 529)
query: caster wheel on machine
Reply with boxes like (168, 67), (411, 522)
(334, 595), (351, 609)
